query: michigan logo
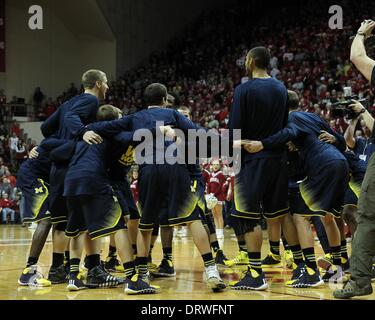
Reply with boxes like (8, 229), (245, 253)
(119, 146), (135, 166)
(35, 187), (44, 194)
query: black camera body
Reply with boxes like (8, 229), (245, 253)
(330, 95), (367, 120)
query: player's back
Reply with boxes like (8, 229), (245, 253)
(130, 107), (196, 165)
(236, 78), (288, 141)
(64, 140), (112, 196)
(41, 93), (99, 141)
(289, 112), (346, 163)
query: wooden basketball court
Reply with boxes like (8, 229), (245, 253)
(0, 225), (374, 300)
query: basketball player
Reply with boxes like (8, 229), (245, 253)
(86, 83), (226, 295)
(17, 138), (63, 286)
(64, 105), (156, 290)
(40, 69), (107, 284)
(228, 47), (290, 291)
(244, 92), (350, 284)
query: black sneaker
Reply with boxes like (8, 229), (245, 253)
(262, 252), (282, 268)
(67, 273), (87, 291)
(215, 250), (228, 266)
(322, 266), (348, 284)
(372, 265), (375, 282)
(286, 267), (324, 288)
(48, 265), (68, 284)
(86, 265), (122, 289)
(82, 257), (105, 270)
(333, 280), (373, 299)
(152, 259), (176, 278)
(291, 263), (306, 281)
(124, 274), (160, 295)
(230, 268), (268, 291)
(104, 256), (124, 273)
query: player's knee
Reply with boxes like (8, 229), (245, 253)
(38, 219), (52, 229)
(323, 215), (334, 224)
(242, 219), (261, 234)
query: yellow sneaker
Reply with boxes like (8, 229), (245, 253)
(224, 251), (249, 267)
(18, 266), (52, 287)
(283, 250), (294, 269)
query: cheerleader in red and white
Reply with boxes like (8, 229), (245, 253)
(130, 168), (139, 204)
(207, 159), (227, 239)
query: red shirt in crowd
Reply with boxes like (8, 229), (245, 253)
(0, 198), (14, 209)
(207, 170), (227, 202)
(130, 179), (139, 204)
(10, 125), (21, 137)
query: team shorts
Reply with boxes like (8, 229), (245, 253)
(65, 193), (127, 239)
(112, 180), (140, 220)
(300, 159), (349, 218)
(21, 179), (50, 223)
(49, 165), (68, 227)
(232, 157), (289, 220)
(138, 164), (202, 230)
(288, 187), (315, 216)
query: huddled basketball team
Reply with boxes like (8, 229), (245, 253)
(15, 39), (375, 297)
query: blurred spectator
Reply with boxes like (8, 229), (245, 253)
(0, 146), (4, 160)
(0, 177), (13, 197)
(15, 140), (27, 169)
(9, 132), (18, 169)
(0, 192), (15, 224)
(0, 164), (11, 177)
(0, 124), (7, 138)
(33, 87), (45, 114)
(44, 98), (56, 117)
(67, 83), (79, 99)
(10, 120), (21, 137)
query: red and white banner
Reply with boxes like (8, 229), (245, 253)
(0, 0), (5, 72)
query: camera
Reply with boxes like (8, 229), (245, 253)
(330, 95), (367, 120)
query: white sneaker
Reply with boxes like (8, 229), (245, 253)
(216, 229), (224, 239)
(28, 222), (37, 230)
(179, 227), (188, 237)
(205, 265), (226, 292)
(175, 228), (186, 238)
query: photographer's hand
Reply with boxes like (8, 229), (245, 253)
(358, 20), (375, 37)
(351, 21), (375, 82)
(349, 100), (366, 114)
(350, 100), (375, 134)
